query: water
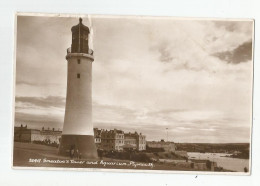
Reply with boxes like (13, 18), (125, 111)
(187, 152), (249, 172)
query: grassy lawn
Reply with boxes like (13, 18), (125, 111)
(13, 142), (212, 171)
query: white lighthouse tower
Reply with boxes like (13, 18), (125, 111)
(59, 18), (98, 159)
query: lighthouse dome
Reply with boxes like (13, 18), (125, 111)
(71, 18), (90, 54)
(71, 18), (90, 33)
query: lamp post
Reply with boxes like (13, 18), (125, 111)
(166, 128), (168, 142)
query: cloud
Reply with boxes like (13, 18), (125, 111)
(16, 80), (63, 87)
(148, 108), (188, 115)
(15, 95), (251, 142)
(15, 96), (65, 129)
(16, 96), (65, 108)
(213, 21), (253, 34)
(212, 40), (252, 64)
(93, 101), (138, 123)
(15, 112), (63, 130)
(16, 80), (36, 86)
(15, 16), (73, 97)
(14, 16), (253, 143)
(150, 41), (174, 63)
(92, 103), (251, 142)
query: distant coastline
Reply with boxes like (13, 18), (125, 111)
(223, 151), (249, 159)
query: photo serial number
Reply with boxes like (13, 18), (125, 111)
(28, 159), (41, 163)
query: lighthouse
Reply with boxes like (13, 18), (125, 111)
(59, 18), (98, 159)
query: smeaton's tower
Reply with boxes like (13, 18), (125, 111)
(59, 18), (97, 159)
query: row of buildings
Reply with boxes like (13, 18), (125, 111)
(14, 125), (61, 144)
(14, 125), (147, 151)
(94, 128), (146, 151)
(15, 125), (184, 154)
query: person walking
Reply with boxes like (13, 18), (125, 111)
(70, 145), (75, 159)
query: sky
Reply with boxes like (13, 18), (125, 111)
(15, 15), (253, 143)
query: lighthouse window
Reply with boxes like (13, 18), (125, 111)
(77, 73), (80, 78)
(77, 59), (80, 64)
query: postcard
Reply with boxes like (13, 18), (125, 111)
(13, 13), (254, 174)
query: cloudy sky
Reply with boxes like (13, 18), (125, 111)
(15, 15), (253, 143)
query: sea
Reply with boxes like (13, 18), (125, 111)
(187, 152), (250, 172)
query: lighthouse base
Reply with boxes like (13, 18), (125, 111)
(58, 135), (98, 159)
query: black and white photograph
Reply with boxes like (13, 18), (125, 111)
(13, 13), (254, 174)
